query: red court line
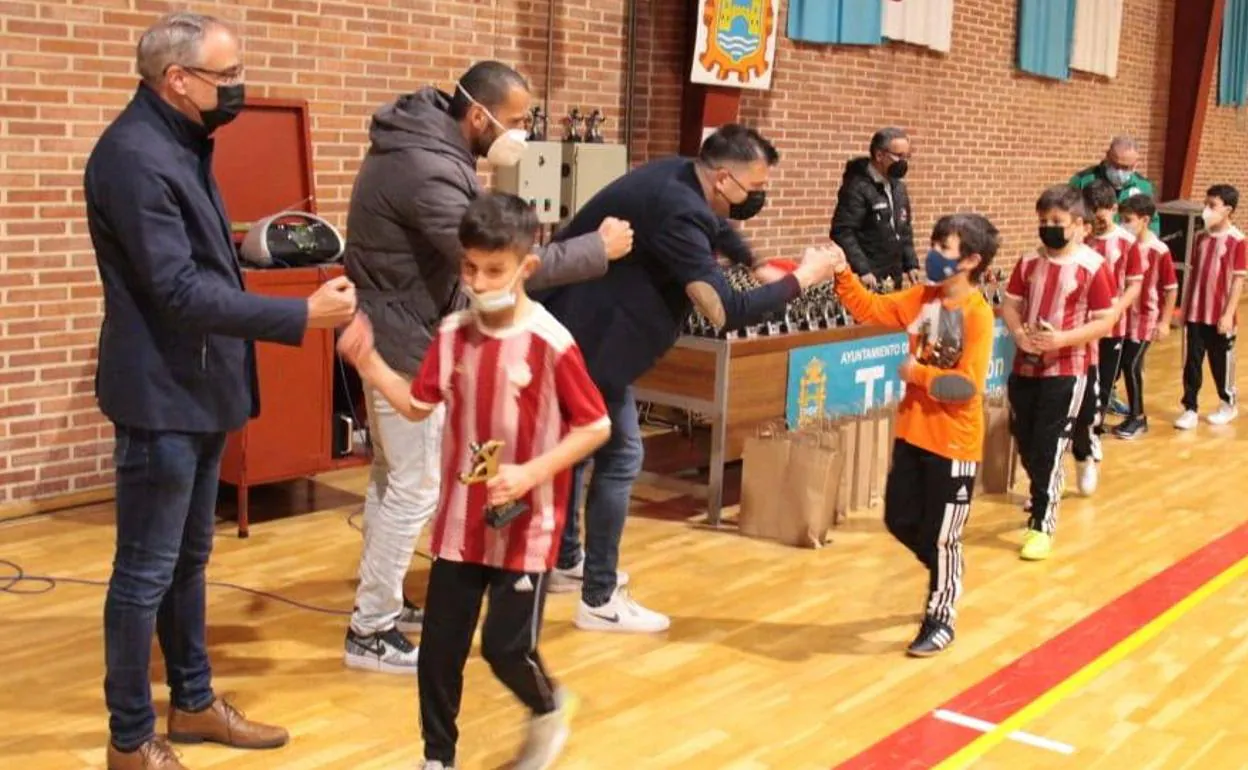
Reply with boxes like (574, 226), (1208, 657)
(834, 520), (1248, 770)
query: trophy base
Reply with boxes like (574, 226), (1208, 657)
(485, 500), (530, 529)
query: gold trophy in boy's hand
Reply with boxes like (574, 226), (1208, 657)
(459, 440), (530, 528)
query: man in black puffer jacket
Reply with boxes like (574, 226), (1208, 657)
(830, 127), (920, 288)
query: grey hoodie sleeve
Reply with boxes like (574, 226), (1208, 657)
(399, 163), (471, 268)
(527, 232), (609, 292)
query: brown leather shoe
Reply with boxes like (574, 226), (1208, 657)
(167, 698), (288, 750)
(106, 737), (188, 769)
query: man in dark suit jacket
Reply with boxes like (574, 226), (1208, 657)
(83, 13), (355, 770)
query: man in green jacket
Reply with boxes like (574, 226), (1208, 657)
(1071, 135), (1158, 415)
(1070, 135), (1161, 234)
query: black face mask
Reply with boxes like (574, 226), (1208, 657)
(887, 159), (909, 179)
(729, 189), (767, 221)
(1038, 225), (1070, 250)
(200, 83), (245, 133)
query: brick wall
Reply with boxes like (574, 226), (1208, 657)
(736, 0), (1177, 259)
(0, 0), (685, 504)
(1193, 56), (1248, 200)
(3, 0), (1247, 506)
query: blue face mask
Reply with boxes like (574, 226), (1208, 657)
(925, 248), (962, 284)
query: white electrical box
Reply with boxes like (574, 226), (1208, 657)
(494, 141), (563, 224)
(559, 143), (628, 225)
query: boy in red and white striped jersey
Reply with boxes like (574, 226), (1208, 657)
(1069, 181), (1142, 495)
(1003, 185), (1115, 561)
(1113, 194), (1178, 439)
(1177, 184), (1246, 429)
(338, 193), (610, 770)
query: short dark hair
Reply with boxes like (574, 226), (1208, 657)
(1036, 184), (1086, 219)
(931, 213), (1000, 283)
(699, 123), (779, 167)
(1118, 193), (1156, 220)
(1207, 183), (1240, 212)
(449, 60), (529, 120)
(869, 126), (908, 156)
(1082, 180), (1118, 213)
(458, 192), (539, 256)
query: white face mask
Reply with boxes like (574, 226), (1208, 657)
(462, 269), (522, 315)
(1202, 207), (1220, 229)
(1106, 166), (1132, 188)
(486, 127), (528, 167)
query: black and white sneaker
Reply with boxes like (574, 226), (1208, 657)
(396, 596), (424, 633)
(1113, 415), (1148, 440)
(906, 618), (955, 658)
(344, 626), (418, 674)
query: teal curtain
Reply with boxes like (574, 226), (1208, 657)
(787, 0), (882, 46)
(1220, 0), (1248, 106)
(1016, 0), (1077, 80)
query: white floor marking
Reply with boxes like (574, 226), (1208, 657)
(933, 709), (1077, 755)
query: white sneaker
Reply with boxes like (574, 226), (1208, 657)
(1207, 402), (1239, 425)
(512, 692), (576, 770)
(344, 627), (419, 675)
(1077, 460), (1099, 496)
(574, 587), (670, 633)
(549, 558), (630, 594)
(1175, 410), (1199, 430)
(422, 762), (454, 770)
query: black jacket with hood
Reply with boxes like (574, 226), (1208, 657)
(829, 156), (919, 281)
(343, 88), (608, 376)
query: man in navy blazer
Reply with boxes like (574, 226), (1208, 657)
(83, 13), (356, 770)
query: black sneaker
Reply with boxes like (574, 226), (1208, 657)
(344, 626), (419, 675)
(906, 618), (955, 658)
(397, 596), (424, 632)
(1112, 415), (1149, 440)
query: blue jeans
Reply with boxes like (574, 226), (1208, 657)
(104, 425), (223, 750)
(557, 388), (643, 606)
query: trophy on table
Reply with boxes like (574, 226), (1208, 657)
(528, 106), (549, 141)
(583, 109), (606, 143)
(563, 108), (584, 143)
(459, 439), (529, 529)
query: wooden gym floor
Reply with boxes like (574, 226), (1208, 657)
(2, 331), (1246, 770)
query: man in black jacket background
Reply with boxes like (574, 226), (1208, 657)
(85, 13), (357, 770)
(341, 60), (633, 674)
(830, 127), (920, 288)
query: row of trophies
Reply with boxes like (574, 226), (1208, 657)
(681, 265), (1009, 340)
(526, 107), (607, 143)
(682, 265), (854, 339)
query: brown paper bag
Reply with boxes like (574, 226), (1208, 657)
(868, 407), (892, 507)
(834, 418), (856, 523)
(739, 427), (792, 541)
(852, 413), (874, 511)
(778, 431), (843, 548)
(978, 397), (1015, 495)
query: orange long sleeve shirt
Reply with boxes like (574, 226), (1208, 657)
(835, 271), (994, 463)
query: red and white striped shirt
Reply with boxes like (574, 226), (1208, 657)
(1087, 226), (1142, 337)
(1006, 245), (1115, 377)
(1126, 239), (1178, 342)
(1184, 227), (1248, 326)
(411, 304), (610, 573)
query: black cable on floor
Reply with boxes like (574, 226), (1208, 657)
(2, 508), (434, 613)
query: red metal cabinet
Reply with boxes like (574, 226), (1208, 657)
(218, 265), (365, 536)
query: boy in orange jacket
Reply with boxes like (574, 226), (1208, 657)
(830, 213), (1000, 657)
